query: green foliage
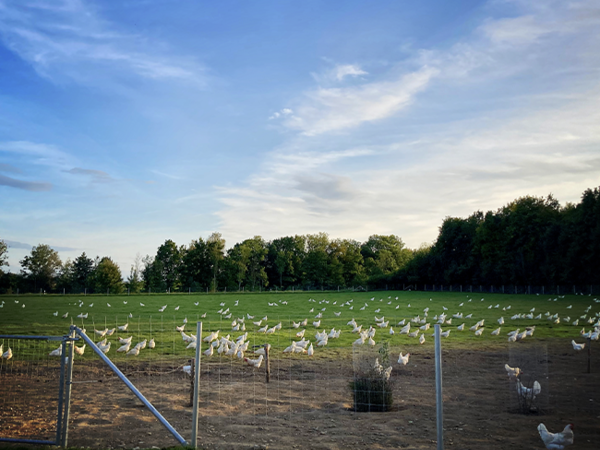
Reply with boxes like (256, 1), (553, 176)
(0, 239), (8, 272)
(19, 244), (62, 292)
(72, 252), (95, 293)
(126, 254), (144, 294)
(93, 257), (124, 294)
(5, 187), (600, 293)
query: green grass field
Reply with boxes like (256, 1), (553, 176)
(0, 290), (597, 361)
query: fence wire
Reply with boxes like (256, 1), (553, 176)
(2, 313), (600, 449)
(0, 337), (62, 443)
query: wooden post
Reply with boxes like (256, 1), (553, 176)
(265, 344), (271, 383)
(588, 338), (591, 374)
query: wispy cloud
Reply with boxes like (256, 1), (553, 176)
(279, 66), (437, 136)
(333, 64), (368, 81)
(0, 174), (52, 191)
(0, 163), (22, 174)
(0, 0), (206, 86)
(64, 167), (113, 183)
(217, 0), (600, 248)
(3, 239), (32, 250)
(0, 140), (72, 168)
(150, 169), (182, 180)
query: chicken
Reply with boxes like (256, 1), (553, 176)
(203, 331), (219, 342)
(353, 336), (366, 346)
(571, 340), (585, 351)
(49, 346), (62, 356)
(516, 380), (541, 399)
(97, 341), (111, 354)
(74, 344), (86, 356)
(397, 352), (410, 365)
(244, 354), (264, 368)
(537, 423), (574, 449)
(117, 323), (129, 331)
(504, 364), (522, 379)
(94, 328), (108, 338)
(117, 342), (131, 353)
(126, 345), (141, 356)
(148, 338), (155, 349)
(2, 347), (13, 360)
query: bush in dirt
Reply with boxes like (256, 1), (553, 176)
(350, 343), (394, 412)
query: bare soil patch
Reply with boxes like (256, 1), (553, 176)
(2, 340), (600, 449)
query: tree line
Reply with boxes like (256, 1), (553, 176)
(1, 187), (599, 294)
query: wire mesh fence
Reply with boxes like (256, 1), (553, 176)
(2, 312), (600, 449)
(0, 336), (64, 444)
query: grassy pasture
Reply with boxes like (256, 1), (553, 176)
(0, 291), (597, 361)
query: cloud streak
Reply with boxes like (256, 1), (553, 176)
(281, 66), (438, 136)
(64, 167), (114, 183)
(216, 0), (600, 248)
(0, 0), (206, 86)
(0, 174), (52, 191)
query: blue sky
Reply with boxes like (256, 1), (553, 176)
(1, 0), (599, 275)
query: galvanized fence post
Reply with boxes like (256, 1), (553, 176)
(55, 337), (68, 445)
(434, 324), (444, 450)
(61, 326), (76, 447)
(191, 322), (203, 448)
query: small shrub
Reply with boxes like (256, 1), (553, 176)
(351, 342), (394, 412)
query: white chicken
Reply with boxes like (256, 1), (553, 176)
(49, 346), (62, 357)
(571, 340), (585, 351)
(516, 380), (541, 399)
(117, 342), (131, 353)
(504, 364), (522, 379)
(397, 352), (410, 365)
(244, 354), (264, 368)
(2, 347), (13, 360)
(537, 423), (574, 449)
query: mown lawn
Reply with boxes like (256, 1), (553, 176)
(0, 290), (597, 361)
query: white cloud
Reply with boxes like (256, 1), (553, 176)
(0, 0), (205, 86)
(480, 15), (550, 46)
(282, 66), (438, 136)
(0, 140), (72, 168)
(333, 64), (368, 81)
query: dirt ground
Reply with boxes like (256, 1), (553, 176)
(2, 340), (600, 449)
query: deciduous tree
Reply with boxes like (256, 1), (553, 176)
(20, 244), (62, 293)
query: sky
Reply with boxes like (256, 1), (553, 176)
(1, 0), (599, 275)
